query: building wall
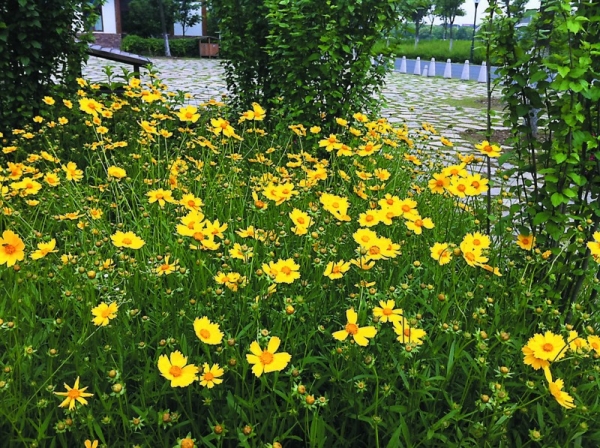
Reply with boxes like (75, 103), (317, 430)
(101, 0), (117, 34)
(93, 0), (121, 48)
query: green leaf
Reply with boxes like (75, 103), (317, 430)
(551, 192), (565, 207)
(533, 211), (551, 226)
(554, 153), (567, 164)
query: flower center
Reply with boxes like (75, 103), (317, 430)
(465, 252), (475, 261)
(473, 239), (481, 246)
(156, 193), (164, 199)
(402, 205), (411, 212)
(122, 238), (132, 245)
(484, 145), (492, 152)
(200, 329), (210, 339)
(67, 389), (81, 399)
(403, 328), (411, 337)
(457, 185), (466, 192)
(3, 244), (16, 255)
(188, 200), (196, 207)
(366, 215), (374, 222)
(193, 232), (205, 241)
(169, 366), (183, 377)
(260, 351), (274, 365)
(331, 202), (339, 209)
(436, 179), (445, 186)
(281, 266), (292, 275)
(332, 266), (341, 274)
(522, 238), (530, 245)
(203, 372), (214, 381)
(543, 343), (554, 352)
(369, 246), (380, 255)
(345, 323), (358, 335)
(361, 235), (370, 243)
(101, 308), (112, 318)
(386, 198), (394, 205)
(297, 217), (305, 224)
(160, 264), (170, 271)
(472, 181), (480, 188)
(415, 219), (423, 227)
(383, 308), (393, 316)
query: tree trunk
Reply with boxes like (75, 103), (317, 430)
(449, 20), (454, 51)
(157, 0), (171, 57)
(415, 21), (420, 47)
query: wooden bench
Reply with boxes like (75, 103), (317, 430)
(86, 44), (152, 74)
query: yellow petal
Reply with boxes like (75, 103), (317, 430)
(170, 350), (187, 368)
(157, 354), (172, 377)
(346, 308), (357, 324)
(267, 336), (281, 354)
(264, 352), (291, 373)
(332, 329), (349, 341)
(249, 341), (263, 357)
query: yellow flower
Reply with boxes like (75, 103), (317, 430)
(430, 242), (452, 266)
(156, 255), (178, 276)
(310, 126), (321, 134)
(229, 243), (253, 262)
(393, 318), (427, 345)
(193, 316), (224, 345)
(526, 331), (567, 362)
(180, 193), (204, 211)
(78, 98), (103, 116)
(459, 241), (488, 268)
(246, 336), (291, 377)
(177, 105), (200, 123)
(323, 260), (351, 280)
(42, 96), (55, 106)
(211, 117), (237, 137)
(147, 189), (176, 208)
(543, 367), (575, 409)
(91, 302), (119, 326)
(30, 239), (57, 260)
(405, 215), (434, 235)
(522, 345), (549, 370)
(107, 166), (127, 179)
(517, 234), (535, 250)
(110, 231), (145, 249)
(586, 232), (600, 258)
(441, 137), (453, 147)
(289, 208), (312, 235)
(268, 258), (300, 284)
(89, 208), (103, 220)
(588, 335), (600, 354)
(358, 209), (382, 227)
(320, 192), (351, 221)
(0, 230), (25, 267)
(568, 330), (588, 353)
(357, 141), (381, 157)
(157, 351), (199, 387)
(84, 441), (99, 448)
(62, 162), (83, 181)
(332, 308), (377, 346)
(373, 300), (403, 323)
(54, 377), (94, 410)
(476, 140), (502, 158)
(140, 120), (157, 134)
(318, 134), (343, 152)
(462, 232), (491, 250)
(199, 363), (224, 388)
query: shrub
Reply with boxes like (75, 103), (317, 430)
(121, 35), (200, 57)
(381, 40), (488, 65)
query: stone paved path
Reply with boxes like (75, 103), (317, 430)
(83, 56), (507, 159)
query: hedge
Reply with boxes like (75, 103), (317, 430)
(121, 35), (201, 57)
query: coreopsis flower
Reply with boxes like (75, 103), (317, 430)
(526, 331), (567, 362)
(54, 377), (94, 410)
(62, 162), (83, 181)
(357, 141), (381, 157)
(107, 166), (127, 180)
(517, 234), (535, 250)
(289, 208), (313, 235)
(44, 172), (60, 187)
(373, 300), (403, 323)
(267, 258), (300, 284)
(262, 182), (298, 206)
(404, 215), (434, 235)
(0, 230), (25, 267)
(350, 257), (376, 270)
(180, 193), (204, 211)
(332, 308), (377, 346)
(323, 260), (351, 280)
(522, 345), (549, 370)
(543, 367), (575, 409)
(79, 98), (103, 116)
(320, 193), (351, 221)
(158, 351), (198, 387)
(156, 256), (178, 276)
(568, 331), (589, 353)
(91, 302), (119, 326)
(404, 154), (422, 165)
(84, 441), (98, 448)
(442, 163), (467, 178)
(89, 208), (103, 220)
(12, 178), (42, 196)
(586, 335), (600, 354)
(246, 336), (291, 377)
(110, 231), (145, 249)
(396, 199), (419, 219)
(147, 189), (176, 208)
(374, 168), (391, 181)
(587, 232), (600, 260)
(211, 118), (236, 137)
(199, 363), (224, 388)
(430, 242), (452, 265)
(229, 243), (253, 262)
(441, 137), (453, 147)
(465, 173), (489, 195)
(236, 226), (256, 239)
(358, 209), (382, 227)
(139, 120), (157, 134)
(462, 232), (491, 250)
(476, 140), (502, 158)
(318, 134), (343, 152)
(393, 318), (427, 345)
(30, 239), (57, 260)
(353, 228), (379, 248)
(193, 317), (224, 345)
(177, 105), (200, 123)
(310, 126), (321, 134)
(205, 219), (228, 239)
(214, 271), (245, 291)
(446, 176), (471, 198)
(460, 244), (488, 268)
(42, 96), (55, 106)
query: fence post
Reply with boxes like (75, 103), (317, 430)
(461, 60), (470, 81)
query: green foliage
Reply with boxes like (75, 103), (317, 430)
(1, 70), (600, 446)
(489, 0), (600, 308)
(173, 0), (201, 36)
(210, 0), (399, 132)
(0, 0), (97, 135)
(121, 35), (200, 57)
(377, 39), (487, 65)
(122, 0), (175, 38)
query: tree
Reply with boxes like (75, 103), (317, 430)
(0, 0), (97, 134)
(174, 0), (201, 36)
(122, 0), (175, 38)
(437, 0), (466, 50)
(400, 0), (434, 46)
